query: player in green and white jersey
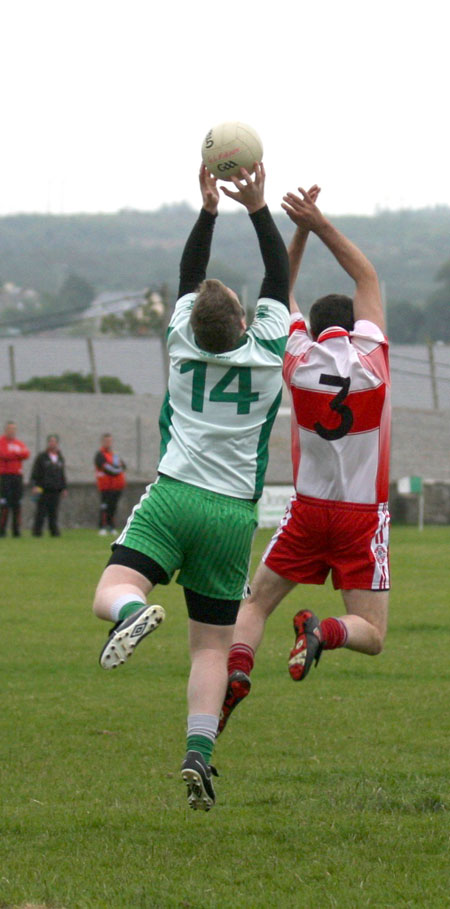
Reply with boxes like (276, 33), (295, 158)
(92, 162), (290, 810)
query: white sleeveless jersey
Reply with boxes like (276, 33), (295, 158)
(283, 314), (391, 505)
(158, 293), (290, 500)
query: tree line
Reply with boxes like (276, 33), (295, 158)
(0, 204), (449, 342)
(388, 261), (450, 342)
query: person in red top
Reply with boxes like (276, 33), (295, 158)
(218, 184), (391, 735)
(0, 421), (30, 537)
(94, 433), (126, 536)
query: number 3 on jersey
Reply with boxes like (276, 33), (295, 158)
(180, 361), (259, 414)
(314, 373), (354, 440)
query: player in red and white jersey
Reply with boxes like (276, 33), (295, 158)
(284, 300), (390, 507)
(218, 185), (392, 735)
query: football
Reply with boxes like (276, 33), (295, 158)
(201, 121), (263, 181)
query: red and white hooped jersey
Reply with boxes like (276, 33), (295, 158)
(283, 315), (391, 505)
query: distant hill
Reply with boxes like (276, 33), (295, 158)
(1, 204), (449, 311)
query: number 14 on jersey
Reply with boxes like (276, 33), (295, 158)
(180, 361), (260, 415)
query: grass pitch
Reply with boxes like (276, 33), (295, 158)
(1, 526), (449, 908)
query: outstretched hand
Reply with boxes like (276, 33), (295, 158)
(220, 162), (266, 214)
(282, 185), (324, 232)
(307, 184), (321, 204)
(200, 164), (220, 215)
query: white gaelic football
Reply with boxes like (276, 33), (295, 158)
(201, 122), (263, 181)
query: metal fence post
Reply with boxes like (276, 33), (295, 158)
(35, 412), (41, 452)
(8, 345), (17, 389)
(86, 337), (101, 394)
(136, 415), (142, 475)
(427, 339), (439, 410)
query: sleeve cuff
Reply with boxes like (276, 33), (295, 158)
(200, 208), (218, 223)
(249, 204), (270, 224)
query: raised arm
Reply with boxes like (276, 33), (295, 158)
(282, 189), (385, 331)
(287, 184), (320, 313)
(221, 164), (289, 308)
(178, 165), (220, 298)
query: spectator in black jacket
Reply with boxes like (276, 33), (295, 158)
(31, 435), (67, 536)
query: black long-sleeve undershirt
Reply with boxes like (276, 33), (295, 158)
(178, 205), (289, 308)
(178, 208), (217, 298)
(249, 205), (289, 308)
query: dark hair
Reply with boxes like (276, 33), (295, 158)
(190, 279), (244, 353)
(309, 294), (354, 339)
(47, 433), (59, 442)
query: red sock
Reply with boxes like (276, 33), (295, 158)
(228, 643), (255, 676)
(320, 617), (348, 650)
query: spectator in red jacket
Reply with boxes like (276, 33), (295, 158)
(94, 433), (126, 536)
(0, 421), (30, 537)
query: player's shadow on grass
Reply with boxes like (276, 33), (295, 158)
(390, 623), (447, 634)
(331, 667), (450, 682)
(356, 788), (448, 815)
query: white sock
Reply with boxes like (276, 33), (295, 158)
(110, 593), (145, 622)
(187, 714), (219, 742)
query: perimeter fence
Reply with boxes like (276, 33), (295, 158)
(1, 338), (449, 410)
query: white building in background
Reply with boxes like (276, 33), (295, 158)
(0, 282), (40, 312)
(81, 290), (164, 332)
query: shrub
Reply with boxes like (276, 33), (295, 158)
(6, 371), (133, 394)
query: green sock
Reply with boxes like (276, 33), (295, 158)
(118, 601), (145, 622)
(187, 734), (214, 764)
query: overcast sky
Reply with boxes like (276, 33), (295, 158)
(2, 0), (448, 217)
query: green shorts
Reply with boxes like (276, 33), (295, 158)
(116, 474), (258, 600)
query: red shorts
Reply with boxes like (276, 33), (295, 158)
(263, 494), (390, 590)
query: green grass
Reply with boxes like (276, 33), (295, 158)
(1, 527), (449, 909)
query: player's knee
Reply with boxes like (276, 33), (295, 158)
(244, 592), (274, 620)
(370, 627), (385, 655)
(245, 582), (282, 618)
